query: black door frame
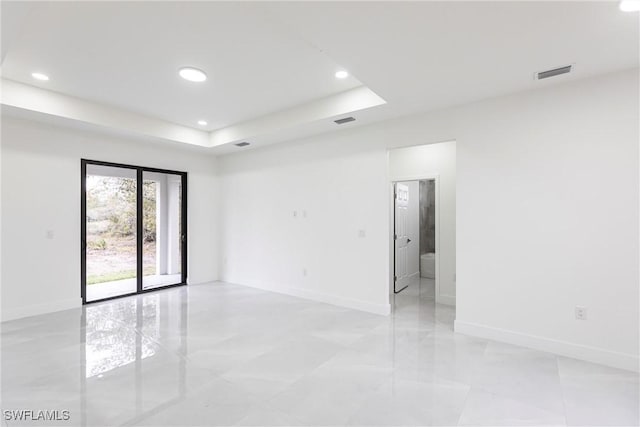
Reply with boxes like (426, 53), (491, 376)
(81, 159), (188, 304)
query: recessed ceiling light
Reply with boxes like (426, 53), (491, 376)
(620, 0), (640, 11)
(31, 72), (49, 81)
(179, 67), (207, 82)
(335, 70), (349, 79)
(197, 120), (208, 126)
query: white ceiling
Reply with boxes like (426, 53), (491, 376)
(269, 1), (639, 115)
(1, 1), (362, 131)
(1, 1), (638, 153)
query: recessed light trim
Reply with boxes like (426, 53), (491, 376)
(620, 0), (640, 11)
(335, 70), (349, 79)
(31, 72), (49, 81)
(179, 67), (207, 82)
(197, 120), (208, 126)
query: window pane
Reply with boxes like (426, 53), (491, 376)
(142, 171), (183, 290)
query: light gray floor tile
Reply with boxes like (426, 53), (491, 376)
(1, 280), (637, 426)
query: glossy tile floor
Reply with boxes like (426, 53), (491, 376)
(86, 273), (183, 302)
(2, 280), (638, 426)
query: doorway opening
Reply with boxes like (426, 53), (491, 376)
(393, 178), (438, 298)
(388, 140), (456, 309)
(81, 160), (187, 303)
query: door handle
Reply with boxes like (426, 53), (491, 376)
(407, 238), (412, 243)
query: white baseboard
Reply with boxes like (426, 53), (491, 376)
(454, 320), (639, 373)
(2, 297), (82, 322)
(437, 294), (456, 306)
(225, 280), (391, 316)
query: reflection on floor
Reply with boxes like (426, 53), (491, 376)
(2, 282), (638, 426)
(86, 274), (182, 301)
(394, 276), (435, 301)
(141, 273), (183, 291)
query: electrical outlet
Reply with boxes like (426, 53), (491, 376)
(358, 229), (366, 238)
(293, 210), (297, 218)
(303, 268), (307, 277)
(46, 230), (54, 239)
(575, 306), (587, 320)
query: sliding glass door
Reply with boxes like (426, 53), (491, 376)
(142, 171), (185, 290)
(83, 164), (138, 302)
(81, 160), (187, 303)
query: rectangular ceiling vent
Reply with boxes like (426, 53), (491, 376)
(334, 117), (356, 125)
(536, 65), (572, 80)
(234, 142), (250, 147)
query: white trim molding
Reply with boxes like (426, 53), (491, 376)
(1, 79), (210, 147)
(223, 280), (391, 316)
(437, 294), (456, 306)
(209, 86), (386, 147)
(389, 173), (454, 307)
(455, 320), (639, 373)
(2, 297), (82, 322)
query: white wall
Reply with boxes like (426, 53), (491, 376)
(219, 68), (639, 371)
(390, 142), (457, 305)
(0, 117), (219, 321)
(219, 139), (391, 314)
(1, 68), (636, 371)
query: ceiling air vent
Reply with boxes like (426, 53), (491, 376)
(334, 117), (355, 125)
(235, 142), (250, 147)
(536, 65), (572, 80)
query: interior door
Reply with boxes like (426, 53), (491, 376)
(394, 183), (411, 293)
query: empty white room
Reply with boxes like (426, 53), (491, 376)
(1, 1), (638, 426)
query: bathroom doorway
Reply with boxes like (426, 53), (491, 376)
(392, 177), (438, 298)
(388, 140), (456, 308)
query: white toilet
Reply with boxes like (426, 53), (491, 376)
(420, 253), (436, 279)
